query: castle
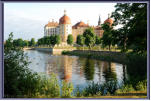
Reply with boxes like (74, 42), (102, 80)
(44, 10), (113, 42)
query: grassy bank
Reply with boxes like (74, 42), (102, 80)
(62, 50), (147, 65)
(62, 50), (128, 64)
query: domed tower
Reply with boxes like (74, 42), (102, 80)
(104, 14), (113, 26)
(59, 10), (72, 42)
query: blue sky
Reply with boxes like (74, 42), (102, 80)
(4, 3), (116, 41)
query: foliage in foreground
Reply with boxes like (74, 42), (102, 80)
(4, 33), (73, 98)
(4, 32), (39, 97)
(61, 81), (74, 98)
(112, 3), (147, 54)
(75, 80), (147, 97)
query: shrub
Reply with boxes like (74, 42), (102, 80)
(117, 84), (135, 93)
(61, 81), (74, 98)
(4, 33), (40, 98)
(75, 85), (83, 97)
(39, 73), (60, 98)
(136, 80), (147, 91)
(83, 82), (101, 96)
(102, 80), (119, 95)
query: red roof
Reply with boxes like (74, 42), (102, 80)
(59, 15), (71, 24)
(104, 18), (113, 25)
(72, 21), (89, 29)
(45, 21), (58, 27)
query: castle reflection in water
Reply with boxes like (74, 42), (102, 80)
(25, 50), (146, 89)
(45, 55), (128, 85)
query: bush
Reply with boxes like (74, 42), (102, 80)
(136, 80), (147, 91)
(75, 86), (83, 97)
(82, 80), (118, 96)
(102, 80), (119, 95)
(61, 81), (74, 98)
(39, 73), (60, 98)
(83, 82), (101, 96)
(4, 33), (40, 98)
(117, 84), (135, 93)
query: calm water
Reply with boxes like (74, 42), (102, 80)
(25, 50), (128, 88)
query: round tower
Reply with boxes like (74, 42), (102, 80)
(59, 10), (72, 42)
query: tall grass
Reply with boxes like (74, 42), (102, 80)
(61, 81), (74, 98)
(25, 73), (74, 98)
(75, 80), (147, 97)
(81, 80), (119, 96)
(32, 73), (74, 98)
(38, 73), (60, 98)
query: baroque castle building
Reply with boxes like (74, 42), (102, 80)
(44, 10), (113, 42)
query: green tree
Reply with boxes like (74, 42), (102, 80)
(95, 35), (101, 45)
(30, 38), (36, 47)
(4, 32), (40, 97)
(83, 28), (96, 49)
(23, 40), (29, 47)
(101, 23), (113, 51)
(112, 3), (147, 54)
(13, 38), (24, 47)
(17, 38), (24, 47)
(37, 38), (45, 46)
(76, 35), (85, 46)
(55, 34), (61, 45)
(67, 34), (74, 45)
(44, 36), (51, 46)
(37, 38), (41, 46)
(13, 39), (18, 46)
(50, 34), (56, 46)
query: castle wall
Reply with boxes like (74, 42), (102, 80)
(44, 26), (58, 36)
(60, 24), (72, 42)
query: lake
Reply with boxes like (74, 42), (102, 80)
(25, 50), (130, 89)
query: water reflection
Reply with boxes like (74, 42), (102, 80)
(122, 65), (127, 84)
(83, 58), (95, 80)
(25, 50), (130, 88)
(103, 62), (117, 82)
(62, 56), (72, 82)
(45, 55), (74, 82)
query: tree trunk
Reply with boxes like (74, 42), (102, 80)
(123, 35), (128, 52)
(109, 45), (111, 51)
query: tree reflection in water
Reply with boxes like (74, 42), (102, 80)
(83, 58), (95, 81)
(96, 61), (102, 83)
(102, 62), (119, 94)
(103, 62), (117, 82)
(26, 50), (146, 92)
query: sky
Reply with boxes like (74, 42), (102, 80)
(4, 3), (116, 41)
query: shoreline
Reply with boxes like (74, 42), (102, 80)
(24, 47), (146, 65)
(24, 47), (76, 55)
(62, 50), (128, 64)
